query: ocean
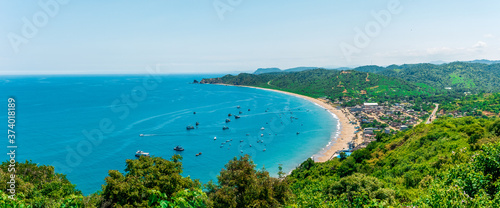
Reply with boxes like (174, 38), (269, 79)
(0, 74), (338, 195)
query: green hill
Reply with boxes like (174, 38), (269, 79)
(288, 116), (500, 207)
(202, 68), (436, 106)
(354, 62), (500, 92)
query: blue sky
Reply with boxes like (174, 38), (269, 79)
(1, 0), (499, 74)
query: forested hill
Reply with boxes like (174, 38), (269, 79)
(354, 62), (500, 92)
(201, 68), (435, 105)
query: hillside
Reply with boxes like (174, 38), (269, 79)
(288, 116), (500, 207)
(202, 68), (439, 106)
(354, 62), (500, 92)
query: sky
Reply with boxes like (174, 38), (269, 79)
(1, 0), (500, 74)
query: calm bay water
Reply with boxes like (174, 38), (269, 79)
(0, 75), (337, 195)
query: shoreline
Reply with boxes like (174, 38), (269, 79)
(214, 84), (357, 162)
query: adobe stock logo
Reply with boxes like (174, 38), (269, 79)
(213, 0), (243, 20)
(340, 0), (403, 62)
(7, 0), (70, 54)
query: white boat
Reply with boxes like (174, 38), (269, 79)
(135, 150), (150, 157)
(214, 137), (217, 140)
(139, 134), (144, 137)
(261, 127), (265, 130)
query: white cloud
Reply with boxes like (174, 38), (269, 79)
(472, 41), (487, 49)
(484, 34), (495, 38)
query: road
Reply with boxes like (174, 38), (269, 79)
(363, 112), (397, 131)
(426, 104), (439, 124)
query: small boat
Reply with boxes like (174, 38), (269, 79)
(237, 106), (241, 109)
(261, 134), (264, 137)
(263, 149), (266, 152)
(234, 115), (240, 119)
(246, 133), (250, 136)
(196, 152), (202, 156)
(196, 122), (199, 126)
(139, 134), (144, 137)
(249, 144), (252, 147)
(135, 150), (150, 157)
(228, 113), (232, 117)
(248, 109), (251, 111)
(260, 127), (265, 130)
(296, 132), (300, 135)
(174, 146), (184, 151)
(240, 150), (243, 153)
(214, 137), (217, 140)
(226, 140), (230, 142)
(220, 145), (223, 148)
(240, 140), (244, 142)
(186, 125), (195, 130)
(226, 119), (231, 123)
(223, 126), (229, 130)
(193, 112), (196, 114)
(239, 111), (243, 114)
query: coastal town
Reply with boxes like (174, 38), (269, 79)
(320, 99), (437, 160)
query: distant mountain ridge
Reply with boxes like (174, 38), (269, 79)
(253, 66), (350, 74)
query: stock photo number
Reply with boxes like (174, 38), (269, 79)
(7, 97), (17, 199)
(8, 98), (16, 143)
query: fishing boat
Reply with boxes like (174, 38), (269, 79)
(196, 152), (202, 156)
(226, 118), (231, 123)
(214, 137), (217, 140)
(173, 146), (184, 151)
(260, 127), (265, 130)
(196, 122), (199, 126)
(237, 106), (241, 109)
(234, 115), (240, 119)
(228, 113), (232, 117)
(186, 125), (195, 130)
(135, 150), (150, 157)
(223, 126), (229, 130)
(139, 134), (144, 137)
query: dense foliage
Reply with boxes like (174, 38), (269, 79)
(202, 68), (444, 107)
(287, 117), (500, 207)
(355, 62), (500, 93)
(441, 93), (500, 116)
(205, 155), (291, 207)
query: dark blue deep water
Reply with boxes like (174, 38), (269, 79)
(0, 75), (337, 195)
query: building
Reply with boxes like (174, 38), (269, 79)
(400, 125), (408, 131)
(385, 128), (391, 134)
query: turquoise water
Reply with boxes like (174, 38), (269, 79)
(0, 75), (338, 195)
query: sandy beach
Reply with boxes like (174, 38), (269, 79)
(216, 84), (357, 162)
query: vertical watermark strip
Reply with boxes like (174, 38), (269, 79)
(7, 98), (17, 200)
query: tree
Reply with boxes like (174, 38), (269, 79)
(101, 155), (203, 207)
(206, 155), (291, 208)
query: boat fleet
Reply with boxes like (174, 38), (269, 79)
(136, 105), (305, 158)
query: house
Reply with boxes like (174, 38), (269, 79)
(400, 125), (408, 131)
